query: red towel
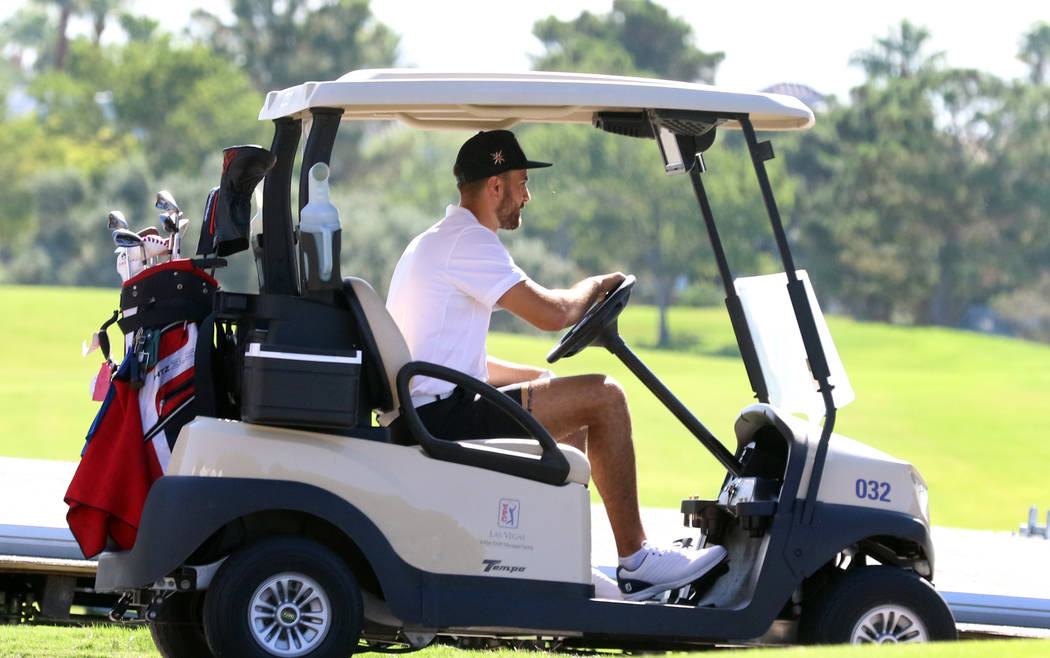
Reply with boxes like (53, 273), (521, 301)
(65, 369), (163, 558)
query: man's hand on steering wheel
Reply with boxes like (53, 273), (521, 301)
(596, 272), (627, 299)
(547, 274), (635, 363)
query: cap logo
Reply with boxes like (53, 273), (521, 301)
(491, 150), (504, 165)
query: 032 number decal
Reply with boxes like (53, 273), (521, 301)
(855, 478), (891, 503)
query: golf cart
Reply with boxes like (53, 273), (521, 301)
(93, 70), (955, 655)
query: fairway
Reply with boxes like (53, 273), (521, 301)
(3, 285), (1050, 529)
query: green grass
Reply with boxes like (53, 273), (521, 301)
(3, 285), (1050, 529)
(0, 626), (1046, 657)
(0, 624), (157, 657)
(0, 286), (123, 461)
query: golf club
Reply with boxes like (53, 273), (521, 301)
(113, 228), (147, 274)
(156, 190), (183, 261)
(107, 210), (128, 231)
(174, 217), (189, 260)
(156, 190), (180, 216)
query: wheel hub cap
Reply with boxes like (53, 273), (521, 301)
(248, 572), (332, 657)
(851, 604), (929, 644)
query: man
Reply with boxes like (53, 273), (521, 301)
(386, 130), (726, 601)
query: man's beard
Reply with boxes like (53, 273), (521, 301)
(496, 192), (522, 230)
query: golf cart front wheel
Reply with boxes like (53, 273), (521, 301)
(203, 536), (363, 658)
(798, 565), (956, 645)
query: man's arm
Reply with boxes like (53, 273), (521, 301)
(486, 356), (554, 387)
(497, 272), (625, 332)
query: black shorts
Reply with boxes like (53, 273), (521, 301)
(390, 383), (532, 444)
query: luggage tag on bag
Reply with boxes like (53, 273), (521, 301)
(91, 362), (112, 401)
(82, 332), (101, 357)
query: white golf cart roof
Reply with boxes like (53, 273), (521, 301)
(259, 69), (814, 131)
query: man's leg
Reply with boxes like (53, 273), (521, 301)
(525, 375), (646, 558)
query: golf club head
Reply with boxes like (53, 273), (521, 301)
(112, 228), (144, 249)
(107, 210), (128, 231)
(137, 226), (161, 238)
(160, 212), (179, 234)
(156, 190), (180, 215)
(177, 217), (189, 233)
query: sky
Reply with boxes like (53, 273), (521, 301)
(365, 0), (1047, 99)
(64, 0), (1050, 100)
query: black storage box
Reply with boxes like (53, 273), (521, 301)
(242, 342), (361, 429)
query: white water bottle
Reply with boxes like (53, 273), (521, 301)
(299, 162), (342, 287)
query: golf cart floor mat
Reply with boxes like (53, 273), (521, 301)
(667, 559), (731, 605)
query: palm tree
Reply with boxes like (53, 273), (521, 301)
(850, 19), (943, 81)
(87, 0), (128, 45)
(1019, 22), (1050, 85)
(50, 0), (81, 70)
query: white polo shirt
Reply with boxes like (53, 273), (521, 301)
(386, 205), (527, 397)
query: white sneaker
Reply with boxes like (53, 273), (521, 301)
(591, 567), (622, 600)
(616, 541), (727, 602)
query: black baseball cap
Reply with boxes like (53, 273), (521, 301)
(454, 130), (552, 183)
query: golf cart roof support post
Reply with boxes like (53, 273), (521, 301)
(262, 117), (303, 296)
(602, 330), (742, 477)
(685, 150), (769, 404)
(738, 115), (838, 523)
(298, 107), (344, 213)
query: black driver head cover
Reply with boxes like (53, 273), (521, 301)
(196, 145), (277, 257)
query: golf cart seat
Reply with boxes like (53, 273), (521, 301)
(343, 276), (590, 486)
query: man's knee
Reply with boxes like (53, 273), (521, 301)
(596, 375), (627, 408)
(570, 374), (628, 414)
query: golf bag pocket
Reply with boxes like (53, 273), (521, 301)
(118, 260), (219, 335)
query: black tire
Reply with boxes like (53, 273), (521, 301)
(203, 536), (363, 658)
(798, 565), (957, 645)
(149, 592), (213, 657)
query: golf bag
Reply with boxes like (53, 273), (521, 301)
(65, 260), (222, 558)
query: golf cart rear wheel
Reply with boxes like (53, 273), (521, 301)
(149, 592), (211, 657)
(203, 536), (363, 658)
(798, 565), (956, 645)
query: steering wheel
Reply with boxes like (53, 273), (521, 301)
(547, 274), (635, 363)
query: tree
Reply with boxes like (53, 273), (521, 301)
(85, 0), (129, 45)
(528, 1), (754, 347)
(979, 81), (1050, 339)
(1019, 22), (1050, 85)
(787, 23), (1026, 328)
(849, 19), (944, 81)
(532, 0), (723, 83)
(0, 6), (54, 73)
(189, 0), (399, 92)
(52, 0), (77, 70)
(104, 35), (269, 171)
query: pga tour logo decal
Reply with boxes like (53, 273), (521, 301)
(498, 498), (520, 529)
